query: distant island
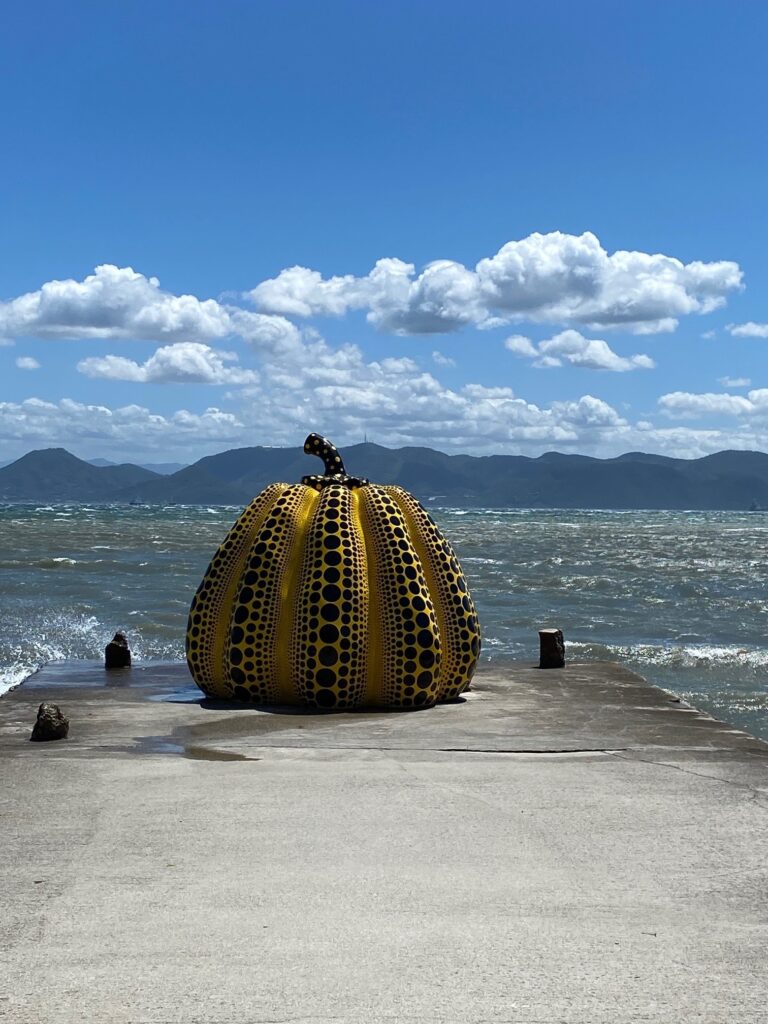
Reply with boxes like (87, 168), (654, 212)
(1, 444), (768, 510)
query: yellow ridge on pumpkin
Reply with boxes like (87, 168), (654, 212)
(384, 486), (448, 698)
(275, 486), (319, 703)
(351, 488), (379, 707)
(213, 485), (287, 689)
(186, 482), (285, 695)
(381, 485), (480, 700)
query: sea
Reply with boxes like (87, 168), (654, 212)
(1, 503), (767, 740)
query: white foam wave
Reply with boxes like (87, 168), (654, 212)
(0, 661), (42, 695)
(568, 640), (768, 670)
(0, 612), (186, 697)
(0, 614), (107, 696)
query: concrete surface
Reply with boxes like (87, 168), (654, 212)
(0, 660), (767, 1024)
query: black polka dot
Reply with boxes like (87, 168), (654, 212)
(319, 646), (338, 666)
(417, 629), (433, 648)
(319, 624), (339, 643)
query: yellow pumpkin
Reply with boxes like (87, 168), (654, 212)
(186, 433), (480, 709)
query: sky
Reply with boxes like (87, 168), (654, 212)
(2, 0), (768, 464)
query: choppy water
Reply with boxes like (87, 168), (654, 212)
(1, 504), (767, 739)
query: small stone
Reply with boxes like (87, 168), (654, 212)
(30, 702), (69, 742)
(539, 628), (565, 669)
(105, 630), (131, 669)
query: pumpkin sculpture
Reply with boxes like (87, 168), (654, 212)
(186, 433), (481, 709)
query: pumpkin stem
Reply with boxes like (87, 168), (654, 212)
(303, 432), (346, 475)
(301, 433), (369, 491)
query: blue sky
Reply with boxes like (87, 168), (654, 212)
(2, 0), (768, 462)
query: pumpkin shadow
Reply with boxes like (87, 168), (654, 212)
(194, 696), (467, 715)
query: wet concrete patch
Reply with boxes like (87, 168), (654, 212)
(147, 688), (203, 704)
(185, 745), (260, 762)
(132, 734), (261, 761)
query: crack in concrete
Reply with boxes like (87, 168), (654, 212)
(173, 741), (628, 757)
(437, 746), (625, 755)
(608, 750), (768, 804)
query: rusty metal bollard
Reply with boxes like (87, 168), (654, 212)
(539, 628), (565, 669)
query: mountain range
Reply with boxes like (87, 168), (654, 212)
(0, 457), (186, 474)
(87, 458), (186, 474)
(1, 444), (768, 510)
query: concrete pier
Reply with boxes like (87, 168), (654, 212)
(1, 660), (766, 1023)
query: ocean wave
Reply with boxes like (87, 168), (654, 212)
(0, 614), (100, 695)
(568, 640), (768, 670)
(0, 661), (43, 694)
(684, 691), (768, 713)
(0, 556), (81, 569)
(0, 557), (164, 573)
(0, 606), (186, 696)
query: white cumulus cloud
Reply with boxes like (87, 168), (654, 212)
(5, 371), (768, 461)
(77, 343), (259, 385)
(4, 256), (768, 463)
(250, 231), (742, 335)
(223, 329), (635, 454)
(718, 376), (751, 388)
(505, 329), (655, 371)
(0, 264), (300, 352)
(504, 334), (539, 358)
(727, 322), (768, 338)
(658, 390), (768, 419)
(15, 356), (40, 370)
(0, 397), (244, 457)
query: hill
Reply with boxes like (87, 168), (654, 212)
(0, 449), (160, 502)
(2, 444), (768, 509)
